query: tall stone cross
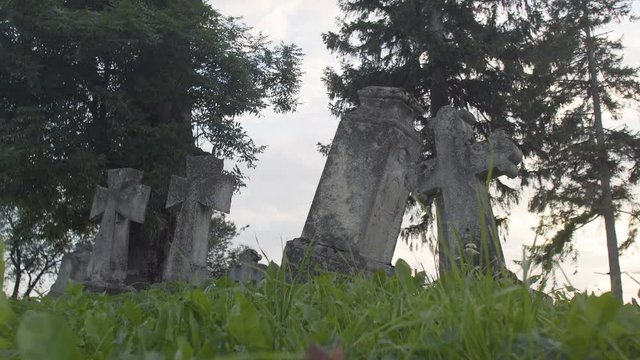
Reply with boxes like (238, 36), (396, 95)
(85, 168), (151, 289)
(414, 106), (522, 274)
(163, 155), (234, 284)
(284, 86), (423, 277)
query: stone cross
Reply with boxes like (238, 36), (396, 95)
(163, 155), (234, 284)
(284, 86), (423, 276)
(414, 106), (522, 273)
(85, 168), (151, 289)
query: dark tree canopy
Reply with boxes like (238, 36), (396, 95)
(0, 0), (302, 293)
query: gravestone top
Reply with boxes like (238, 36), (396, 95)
(228, 248), (267, 285)
(357, 86), (425, 114)
(166, 156), (232, 213)
(90, 168), (150, 223)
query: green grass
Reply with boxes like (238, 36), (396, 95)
(1, 260), (639, 359)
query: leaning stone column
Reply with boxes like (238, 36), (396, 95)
(284, 86), (423, 277)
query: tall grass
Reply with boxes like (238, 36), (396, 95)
(1, 258), (639, 359)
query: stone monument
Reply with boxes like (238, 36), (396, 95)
(414, 106), (522, 273)
(228, 248), (267, 285)
(84, 168), (151, 293)
(284, 86), (423, 277)
(48, 243), (92, 296)
(163, 155), (234, 284)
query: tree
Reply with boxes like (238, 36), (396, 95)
(526, 0), (640, 301)
(323, 0), (541, 272)
(0, 0), (302, 290)
(207, 214), (247, 279)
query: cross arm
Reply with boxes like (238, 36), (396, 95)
(469, 130), (522, 179)
(89, 185), (110, 220)
(166, 175), (189, 209)
(116, 184), (151, 223)
(197, 173), (235, 213)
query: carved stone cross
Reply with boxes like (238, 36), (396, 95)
(414, 106), (522, 273)
(163, 155), (234, 284)
(85, 168), (151, 287)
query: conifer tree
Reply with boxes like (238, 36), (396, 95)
(526, 0), (640, 301)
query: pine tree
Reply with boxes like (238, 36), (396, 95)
(527, 0), (640, 301)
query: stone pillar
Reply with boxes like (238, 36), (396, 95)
(284, 86), (423, 276)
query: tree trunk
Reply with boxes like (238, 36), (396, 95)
(10, 246), (21, 299)
(583, 4), (623, 301)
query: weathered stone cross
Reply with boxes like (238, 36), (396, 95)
(85, 168), (151, 288)
(414, 106), (522, 273)
(163, 155), (234, 284)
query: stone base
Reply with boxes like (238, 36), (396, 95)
(283, 238), (394, 281)
(82, 280), (137, 295)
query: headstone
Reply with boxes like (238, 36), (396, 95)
(84, 168), (151, 293)
(163, 155), (234, 284)
(228, 248), (267, 285)
(48, 243), (92, 296)
(414, 106), (522, 273)
(284, 86), (423, 276)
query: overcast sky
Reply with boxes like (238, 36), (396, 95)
(210, 0), (640, 302)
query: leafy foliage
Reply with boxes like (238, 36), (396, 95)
(1, 263), (639, 359)
(206, 214), (253, 279)
(0, 0), (302, 287)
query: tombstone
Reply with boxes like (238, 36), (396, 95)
(284, 86), (423, 277)
(48, 243), (92, 296)
(163, 155), (234, 284)
(414, 106), (522, 273)
(228, 248), (267, 285)
(84, 168), (151, 293)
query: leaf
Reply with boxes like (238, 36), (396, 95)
(17, 312), (81, 360)
(122, 299), (144, 326)
(585, 293), (620, 325)
(226, 292), (269, 350)
(173, 336), (193, 360)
